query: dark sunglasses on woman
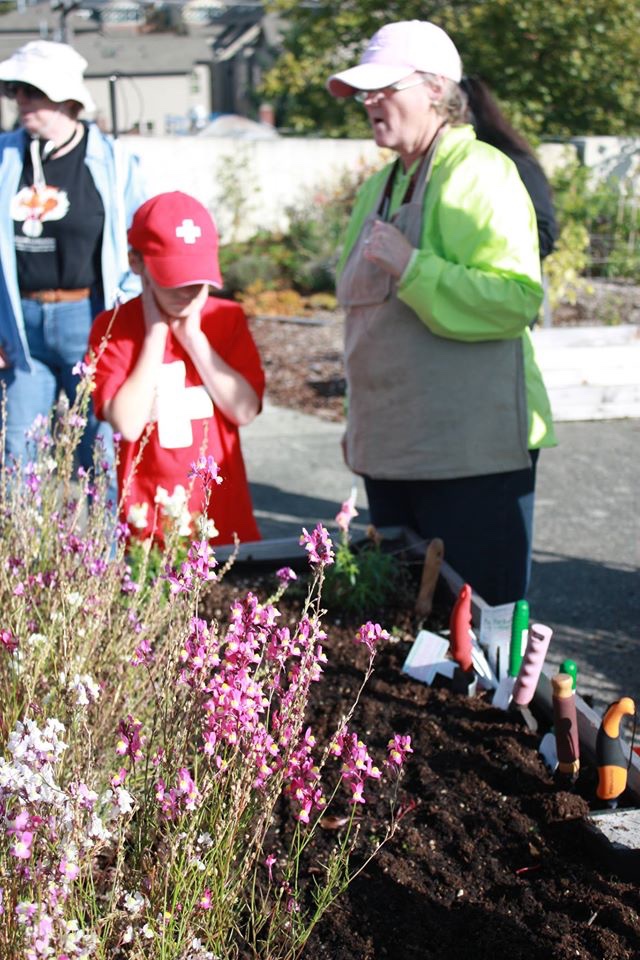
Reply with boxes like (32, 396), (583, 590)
(2, 81), (46, 100)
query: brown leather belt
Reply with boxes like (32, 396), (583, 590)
(22, 288), (91, 303)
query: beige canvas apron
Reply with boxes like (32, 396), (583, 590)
(337, 145), (530, 481)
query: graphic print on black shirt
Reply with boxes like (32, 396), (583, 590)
(12, 127), (105, 293)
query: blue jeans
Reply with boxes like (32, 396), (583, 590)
(0, 297), (114, 495)
(364, 451), (539, 607)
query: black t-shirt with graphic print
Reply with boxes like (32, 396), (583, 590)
(13, 126), (105, 293)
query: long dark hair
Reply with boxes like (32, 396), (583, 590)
(460, 75), (534, 158)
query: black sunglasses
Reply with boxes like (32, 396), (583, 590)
(2, 81), (46, 100)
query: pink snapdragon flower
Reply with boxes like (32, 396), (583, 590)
(115, 715), (145, 762)
(299, 524), (334, 566)
(354, 621), (390, 654)
(189, 455), (223, 489)
(386, 733), (413, 769)
(335, 489), (358, 534)
(0, 628), (18, 653)
(276, 566), (297, 584)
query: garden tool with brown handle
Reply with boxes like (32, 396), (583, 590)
(596, 697), (636, 808)
(552, 672), (580, 782)
(415, 537), (444, 619)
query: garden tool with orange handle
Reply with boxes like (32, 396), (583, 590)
(449, 583), (476, 695)
(492, 600), (529, 710)
(551, 672), (580, 782)
(596, 697), (636, 808)
(511, 623), (553, 707)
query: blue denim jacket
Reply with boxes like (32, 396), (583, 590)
(0, 123), (148, 371)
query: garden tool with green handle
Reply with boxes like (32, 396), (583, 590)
(492, 599), (528, 710)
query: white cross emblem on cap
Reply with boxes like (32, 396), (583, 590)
(175, 219), (202, 244)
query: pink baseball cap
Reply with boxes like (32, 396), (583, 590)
(327, 21), (462, 98)
(128, 191), (222, 289)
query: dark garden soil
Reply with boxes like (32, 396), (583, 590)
(202, 571), (640, 960)
(239, 290), (640, 958)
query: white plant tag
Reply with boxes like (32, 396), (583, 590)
(402, 630), (450, 686)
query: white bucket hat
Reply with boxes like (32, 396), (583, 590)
(0, 40), (95, 112)
(327, 21), (462, 98)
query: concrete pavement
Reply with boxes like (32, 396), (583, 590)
(241, 403), (639, 715)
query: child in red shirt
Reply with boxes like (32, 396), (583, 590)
(89, 191), (265, 545)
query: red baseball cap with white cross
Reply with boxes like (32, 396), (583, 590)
(128, 191), (222, 289)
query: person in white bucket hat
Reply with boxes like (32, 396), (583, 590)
(0, 40), (148, 493)
(328, 21), (557, 606)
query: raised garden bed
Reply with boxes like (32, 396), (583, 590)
(203, 529), (640, 959)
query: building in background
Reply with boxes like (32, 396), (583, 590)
(0, 0), (283, 134)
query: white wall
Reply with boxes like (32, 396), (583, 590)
(126, 135), (388, 241)
(112, 134), (640, 242)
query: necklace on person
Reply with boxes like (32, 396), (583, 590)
(41, 123), (81, 161)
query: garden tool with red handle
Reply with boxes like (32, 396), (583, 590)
(449, 583), (476, 695)
(492, 600), (529, 710)
(596, 697), (636, 809)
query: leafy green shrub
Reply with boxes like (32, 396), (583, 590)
(219, 158), (385, 299)
(550, 156), (640, 282)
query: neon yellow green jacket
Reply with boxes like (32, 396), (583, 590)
(337, 125), (556, 449)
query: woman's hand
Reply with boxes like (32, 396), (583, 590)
(363, 220), (414, 279)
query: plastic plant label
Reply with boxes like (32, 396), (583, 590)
(480, 602), (515, 680)
(403, 630), (451, 686)
(470, 639), (498, 690)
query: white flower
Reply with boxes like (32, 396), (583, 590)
(127, 502), (149, 530)
(156, 484), (192, 535)
(123, 891), (147, 915)
(69, 673), (101, 707)
(196, 515), (219, 540)
(142, 923), (155, 940)
(115, 786), (135, 815)
(66, 591), (83, 609)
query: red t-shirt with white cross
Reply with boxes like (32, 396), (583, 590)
(89, 295), (265, 545)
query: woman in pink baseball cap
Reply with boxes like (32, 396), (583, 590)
(328, 20), (556, 606)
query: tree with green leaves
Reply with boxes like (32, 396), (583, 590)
(263, 0), (640, 138)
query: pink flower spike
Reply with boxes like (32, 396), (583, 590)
(299, 524), (335, 566)
(335, 488), (358, 533)
(265, 854), (276, 882)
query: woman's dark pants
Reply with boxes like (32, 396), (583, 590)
(364, 451), (539, 607)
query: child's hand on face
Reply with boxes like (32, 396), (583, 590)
(141, 273), (170, 334)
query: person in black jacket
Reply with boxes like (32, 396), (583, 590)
(461, 76), (558, 259)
